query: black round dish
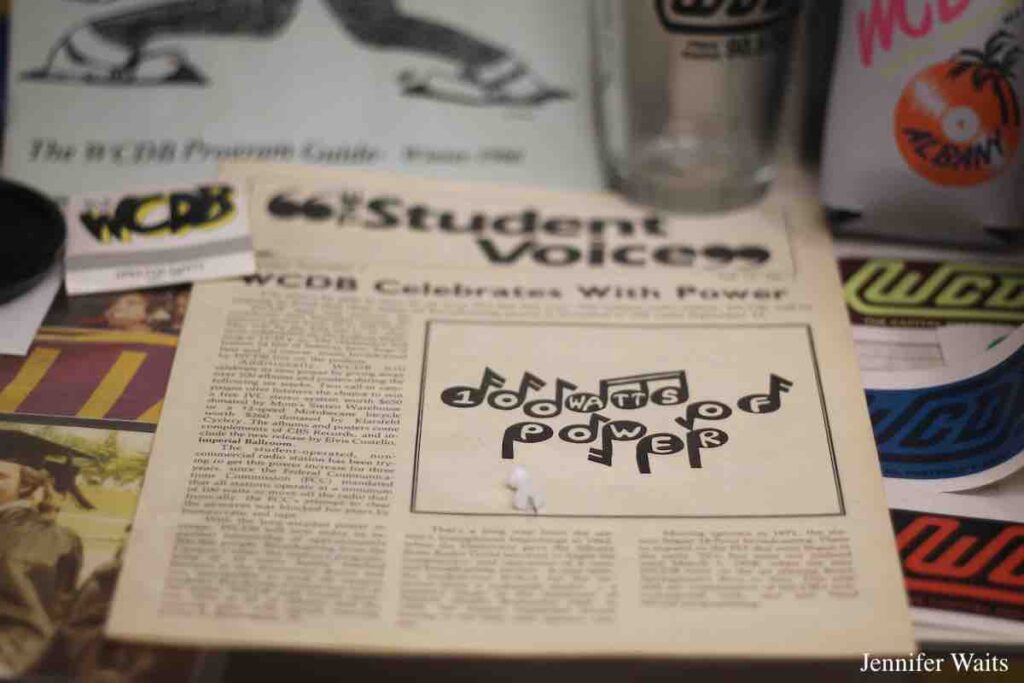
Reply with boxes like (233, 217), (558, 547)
(0, 179), (66, 304)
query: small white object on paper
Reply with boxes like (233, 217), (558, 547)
(506, 465), (531, 490)
(64, 182), (255, 295)
(506, 464), (544, 513)
(0, 263), (62, 356)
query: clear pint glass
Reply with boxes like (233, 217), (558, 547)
(594, 0), (801, 212)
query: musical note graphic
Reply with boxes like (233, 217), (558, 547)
(737, 374), (793, 414)
(649, 370), (689, 406)
(588, 420), (647, 467)
(684, 428), (729, 468)
(599, 374), (649, 410)
(524, 378), (578, 419)
(501, 421), (553, 460)
(564, 391), (605, 414)
(598, 371), (689, 410)
(636, 432), (685, 474)
(558, 413), (610, 444)
(488, 372), (546, 411)
(435, 364), (795, 474)
(674, 400), (732, 431)
(441, 367), (506, 408)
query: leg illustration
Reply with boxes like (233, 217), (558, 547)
(26, 0), (300, 85)
(323, 0), (569, 106)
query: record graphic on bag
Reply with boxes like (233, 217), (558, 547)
(894, 31), (1021, 187)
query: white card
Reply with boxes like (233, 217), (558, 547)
(64, 181), (255, 294)
(0, 264), (62, 356)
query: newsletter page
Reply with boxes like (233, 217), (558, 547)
(106, 165), (914, 656)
